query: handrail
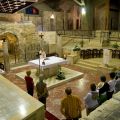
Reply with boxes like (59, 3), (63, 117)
(57, 30), (96, 37)
(100, 31), (120, 42)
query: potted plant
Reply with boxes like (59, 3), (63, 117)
(73, 45), (80, 51)
(56, 65), (65, 80)
(112, 42), (119, 49)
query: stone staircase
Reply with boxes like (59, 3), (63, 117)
(75, 58), (116, 71)
(75, 59), (99, 71)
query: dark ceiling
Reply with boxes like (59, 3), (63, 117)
(44, 0), (61, 11)
(43, 0), (75, 11)
(0, 0), (34, 13)
(0, 0), (83, 13)
(42, 0), (85, 11)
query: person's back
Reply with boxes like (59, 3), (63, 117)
(115, 71), (120, 93)
(24, 70), (34, 96)
(84, 84), (99, 115)
(36, 74), (48, 109)
(98, 75), (109, 104)
(108, 72), (116, 99)
(99, 82), (109, 94)
(115, 78), (120, 92)
(61, 87), (82, 120)
(36, 80), (46, 98)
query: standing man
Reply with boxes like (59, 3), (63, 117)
(36, 74), (49, 109)
(103, 49), (112, 66)
(39, 48), (46, 59)
(60, 87), (82, 120)
(24, 70), (34, 96)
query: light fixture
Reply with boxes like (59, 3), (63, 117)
(50, 13), (55, 19)
(81, 7), (86, 15)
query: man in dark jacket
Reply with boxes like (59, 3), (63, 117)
(36, 74), (49, 109)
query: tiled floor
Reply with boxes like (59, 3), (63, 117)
(3, 59), (114, 120)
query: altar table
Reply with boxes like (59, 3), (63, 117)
(28, 56), (68, 78)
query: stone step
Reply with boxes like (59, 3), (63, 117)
(78, 59), (101, 66)
(76, 59), (113, 71)
(99, 65), (113, 71)
(76, 61), (99, 69)
(75, 64), (97, 71)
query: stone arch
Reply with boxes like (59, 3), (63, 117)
(0, 32), (19, 54)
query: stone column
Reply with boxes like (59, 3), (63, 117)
(56, 35), (62, 57)
(3, 41), (10, 72)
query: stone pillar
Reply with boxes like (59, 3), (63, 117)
(56, 35), (62, 57)
(3, 41), (10, 72)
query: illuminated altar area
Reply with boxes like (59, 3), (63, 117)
(28, 56), (68, 78)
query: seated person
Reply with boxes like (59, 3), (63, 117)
(115, 71), (120, 93)
(108, 72), (116, 99)
(97, 75), (110, 105)
(84, 83), (99, 115)
(39, 48), (46, 59)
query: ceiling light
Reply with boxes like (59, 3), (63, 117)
(50, 14), (54, 19)
(81, 7), (86, 15)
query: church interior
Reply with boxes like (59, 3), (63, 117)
(0, 0), (120, 120)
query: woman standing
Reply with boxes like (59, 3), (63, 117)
(24, 70), (34, 96)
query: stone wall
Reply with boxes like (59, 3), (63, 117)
(0, 21), (40, 62)
(38, 31), (56, 54)
(81, 92), (120, 120)
(0, 13), (23, 22)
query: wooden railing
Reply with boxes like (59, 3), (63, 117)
(80, 49), (120, 59)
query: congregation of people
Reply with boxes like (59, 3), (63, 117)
(24, 68), (120, 120)
(84, 71), (120, 116)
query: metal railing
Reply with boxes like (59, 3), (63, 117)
(100, 31), (120, 43)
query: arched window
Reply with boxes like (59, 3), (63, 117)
(25, 6), (39, 15)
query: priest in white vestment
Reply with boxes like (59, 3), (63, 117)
(103, 49), (112, 65)
(39, 48), (46, 59)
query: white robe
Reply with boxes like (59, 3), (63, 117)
(103, 49), (112, 65)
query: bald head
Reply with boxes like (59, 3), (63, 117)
(65, 87), (72, 95)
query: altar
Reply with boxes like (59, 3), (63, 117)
(28, 56), (68, 78)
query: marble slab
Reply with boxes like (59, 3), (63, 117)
(0, 75), (44, 120)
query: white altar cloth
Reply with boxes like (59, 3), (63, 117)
(28, 56), (68, 69)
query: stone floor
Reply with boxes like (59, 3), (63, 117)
(2, 58), (119, 119)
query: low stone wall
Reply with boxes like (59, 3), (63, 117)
(81, 92), (120, 120)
